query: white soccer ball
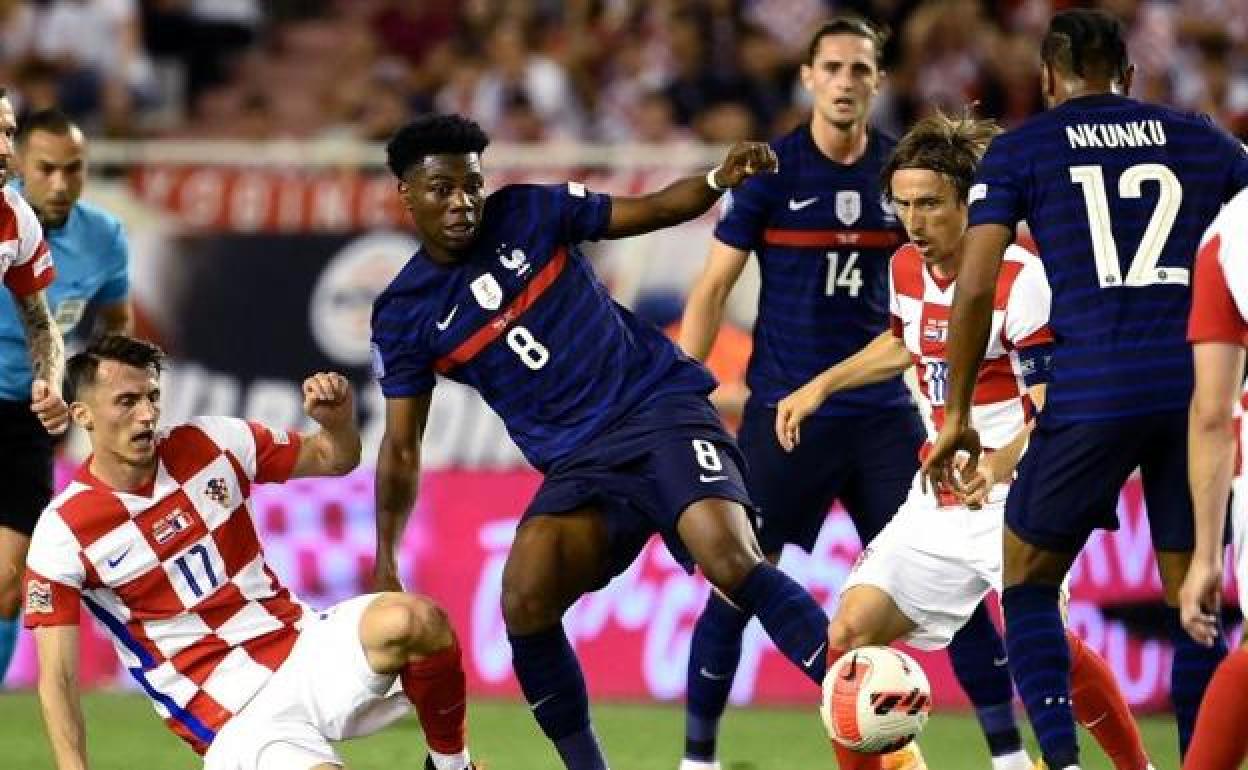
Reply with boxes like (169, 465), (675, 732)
(820, 646), (932, 754)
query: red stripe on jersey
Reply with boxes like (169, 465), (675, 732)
(974, 357), (1023, 404)
(2, 240), (54, 296)
(115, 565), (185, 619)
(1190, 235), (1248, 345)
(891, 244), (925, 300)
(162, 425), (225, 485)
(57, 489), (130, 550)
(763, 228), (904, 249)
(213, 508), (261, 578)
(435, 247), (568, 373)
(173, 634), (229, 685)
(994, 259), (1025, 311)
(243, 627), (299, 671)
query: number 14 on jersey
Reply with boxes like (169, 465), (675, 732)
(826, 251), (863, 297)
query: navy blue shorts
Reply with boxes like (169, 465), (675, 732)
(524, 392), (754, 579)
(739, 402), (925, 554)
(1006, 409), (1193, 552)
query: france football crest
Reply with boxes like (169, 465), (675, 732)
(470, 272), (503, 310)
(836, 190), (861, 226)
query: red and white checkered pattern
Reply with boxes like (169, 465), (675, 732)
(889, 242), (1053, 451)
(24, 416), (306, 754)
(0, 186), (52, 296)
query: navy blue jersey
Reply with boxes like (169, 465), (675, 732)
(714, 125), (910, 416)
(970, 94), (1248, 421)
(371, 183), (716, 471)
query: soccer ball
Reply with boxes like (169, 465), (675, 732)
(820, 646), (932, 754)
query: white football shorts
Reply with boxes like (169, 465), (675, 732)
(203, 593), (411, 770)
(842, 474), (1007, 650)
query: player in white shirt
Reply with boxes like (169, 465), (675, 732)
(24, 335), (476, 770)
(776, 113), (1153, 770)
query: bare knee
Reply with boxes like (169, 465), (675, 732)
(368, 593), (454, 657)
(0, 581), (20, 619)
(827, 612), (882, 651)
(699, 548), (763, 597)
(1003, 528), (1076, 588)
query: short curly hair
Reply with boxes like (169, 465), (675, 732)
(385, 114), (490, 180)
(882, 110), (1001, 203)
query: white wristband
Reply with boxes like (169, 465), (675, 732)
(706, 166), (725, 192)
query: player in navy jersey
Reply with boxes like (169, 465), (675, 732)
(922, 10), (1248, 770)
(678, 17), (1026, 770)
(370, 115), (832, 770)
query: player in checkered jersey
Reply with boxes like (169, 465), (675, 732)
(23, 336), (476, 770)
(776, 113), (1154, 770)
(1179, 187), (1248, 769)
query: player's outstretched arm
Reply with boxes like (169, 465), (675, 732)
(1181, 341), (1243, 646)
(921, 223), (1011, 493)
(34, 625), (88, 770)
(16, 290), (68, 434)
(775, 330), (911, 451)
(291, 372), (362, 478)
(960, 384), (1047, 509)
(679, 239), (749, 362)
(373, 392), (433, 592)
(604, 141), (777, 239)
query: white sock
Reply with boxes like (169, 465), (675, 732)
(990, 749), (1032, 770)
(428, 749), (472, 770)
(678, 760), (721, 770)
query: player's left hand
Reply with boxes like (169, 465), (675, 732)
(921, 420), (981, 498)
(303, 372), (355, 428)
(1180, 556), (1223, 647)
(30, 377), (69, 435)
(955, 455), (996, 510)
(713, 141), (778, 188)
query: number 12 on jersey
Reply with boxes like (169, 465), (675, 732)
(1069, 163), (1188, 289)
(826, 251), (863, 297)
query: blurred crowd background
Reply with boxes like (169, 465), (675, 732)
(0, 0), (1244, 145)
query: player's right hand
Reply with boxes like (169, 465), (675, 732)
(303, 372), (355, 428)
(921, 420), (981, 498)
(1180, 557), (1223, 647)
(31, 378), (69, 435)
(714, 141), (778, 188)
(775, 382), (824, 452)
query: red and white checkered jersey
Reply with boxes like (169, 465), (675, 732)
(890, 242), (1053, 451)
(0, 186), (52, 296)
(1189, 187), (1248, 477)
(23, 416), (306, 754)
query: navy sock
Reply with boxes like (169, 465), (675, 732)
(948, 601), (1022, 757)
(729, 562), (828, 685)
(509, 626), (607, 770)
(684, 591), (750, 761)
(1002, 584), (1078, 768)
(0, 617), (16, 685)
(1166, 605), (1227, 759)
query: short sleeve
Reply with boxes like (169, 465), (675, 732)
(968, 133), (1025, 230)
(712, 174), (773, 251)
(552, 182), (612, 243)
(94, 219), (130, 304)
(370, 335), (436, 398)
(1211, 121), (1248, 202)
(1, 192), (53, 296)
(1190, 233), (1248, 346)
(246, 421), (302, 483)
(23, 513), (84, 628)
(1003, 257), (1054, 349)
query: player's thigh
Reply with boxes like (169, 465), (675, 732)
(839, 408), (925, 543)
(829, 584), (917, 648)
(0, 527), (31, 615)
(1004, 417), (1139, 554)
(501, 508), (611, 630)
(677, 495), (763, 592)
(1138, 409), (1196, 555)
(737, 402), (849, 554)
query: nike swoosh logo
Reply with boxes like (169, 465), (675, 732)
(106, 547), (131, 569)
(788, 197), (818, 211)
(436, 701), (465, 715)
(530, 694), (556, 711)
(699, 666), (731, 681)
(1083, 713), (1109, 729)
(803, 641), (827, 669)
(699, 474), (729, 483)
(435, 306), (458, 331)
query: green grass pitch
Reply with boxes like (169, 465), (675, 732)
(0, 692), (1181, 769)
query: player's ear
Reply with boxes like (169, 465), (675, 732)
(70, 401), (92, 432)
(799, 62), (814, 95)
(1118, 64), (1135, 96)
